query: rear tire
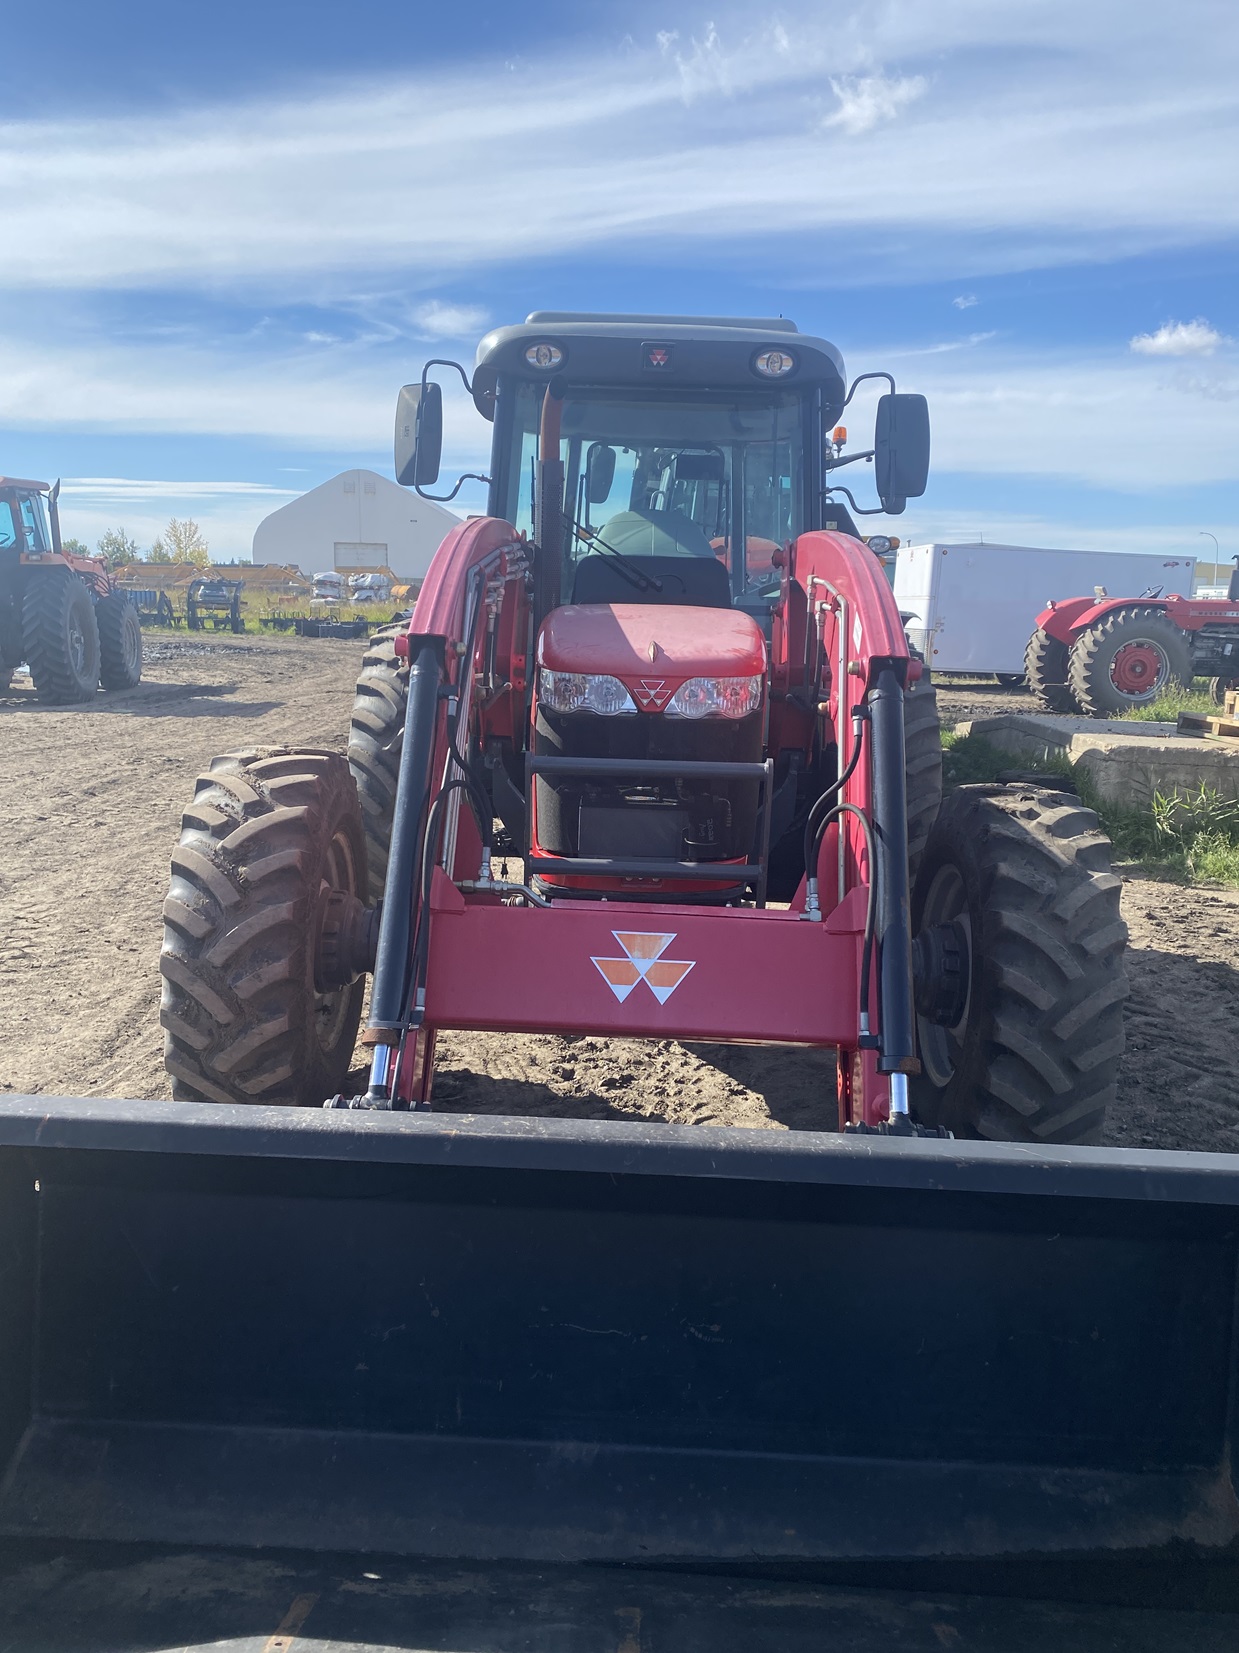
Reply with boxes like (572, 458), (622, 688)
(1024, 628), (1078, 713)
(910, 783), (1128, 1145)
(1067, 606), (1192, 716)
(348, 628), (407, 903)
(22, 571), (100, 703)
(161, 748), (367, 1106)
(97, 592), (143, 689)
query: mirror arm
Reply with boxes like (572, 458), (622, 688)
(415, 472), (491, 504)
(822, 483), (890, 518)
(409, 359), (480, 499)
(823, 448), (875, 472)
(841, 370), (895, 410)
(422, 358), (473, 396)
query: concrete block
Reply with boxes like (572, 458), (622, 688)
(954, 714), (1239, 806)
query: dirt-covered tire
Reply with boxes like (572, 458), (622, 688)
(348, 630), (406, 903)
(1067, 606), (1192, 716)
(910, 783), (1128, 1145)
(21, 571), (100, 703)
(1024, 627), (1078, 713)
(1209, 676), (1239, 706)
(96, 591), (143, 689)
(904, 669), (942, 878)
(161, 748), (367, 1107)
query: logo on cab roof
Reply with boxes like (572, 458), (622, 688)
(592, 931), (695, 1004)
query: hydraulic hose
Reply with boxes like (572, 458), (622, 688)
(802, 703), (867, 885)
(807, 801), (878, 1049)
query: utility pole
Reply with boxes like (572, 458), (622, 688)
(1199, 530), (1220, 587)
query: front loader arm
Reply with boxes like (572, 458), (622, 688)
(783, 531), (919, 1121)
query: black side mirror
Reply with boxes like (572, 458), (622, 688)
(874, 393), (930, 515)
(586, 444), (617, 504)
(394, 382), (443, 488)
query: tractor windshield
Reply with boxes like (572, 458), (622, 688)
(498, 381), (808, 595)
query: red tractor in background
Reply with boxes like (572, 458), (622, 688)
(0, 476), (142, 702)
(161, 313), (1128, 1142)
(1026, 557), (1239, 716)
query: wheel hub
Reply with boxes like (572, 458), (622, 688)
(1109, 640), (1167, 698)
(913, 864), (974, 1090)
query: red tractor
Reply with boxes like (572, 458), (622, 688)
(162, 314), (1127, 1142)
(1027, 559), (1239, 716)
(0, 476), (142, 702)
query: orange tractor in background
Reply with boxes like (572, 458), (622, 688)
(0, 476), (142, 702)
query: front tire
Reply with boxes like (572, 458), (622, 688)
(22, 571), (100, 703)
(1024, 627), (1078, 713)
(1067, 606), (1192, 715)
(97, 592), (143, 689)
(904, 669), (943, 879)
(347, 627), (407, 903)
(910, 783), (1128, 1145)
(161, 748), (367, 1106)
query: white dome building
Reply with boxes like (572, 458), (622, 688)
(251, 469), (459, 581)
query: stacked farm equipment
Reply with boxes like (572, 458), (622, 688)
(1027, 556), (1239, 714)
(5, 317), (1238, 1645)
(0, 476), (142, 702)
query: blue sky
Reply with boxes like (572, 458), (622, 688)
(2, 0), (1237, 569)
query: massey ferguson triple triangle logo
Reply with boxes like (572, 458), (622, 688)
(591, 932), (695, 1005)
(635, 679), (671, 709)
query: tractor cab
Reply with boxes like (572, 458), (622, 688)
(395, 314), (929, 906)
(0, 477), (61, 561)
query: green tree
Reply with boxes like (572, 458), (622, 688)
(61, 537), (90, 556)
(163, 517), (211, 569)
(96, 527), (140, 567)
(146, 539), (173, 564)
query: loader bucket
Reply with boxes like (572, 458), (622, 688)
(0, 1097), (1237, 1582)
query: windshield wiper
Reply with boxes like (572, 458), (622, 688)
(568, 520), (663, 594)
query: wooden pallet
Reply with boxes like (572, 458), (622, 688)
(1178, 710), (1239, 739)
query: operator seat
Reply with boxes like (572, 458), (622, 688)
(593, 506), (716, 559)
(571, 554), (731, 608)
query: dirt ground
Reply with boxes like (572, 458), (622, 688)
(1, 637), (1237, 1152)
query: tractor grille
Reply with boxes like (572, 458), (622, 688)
(532, 707), (764, 864)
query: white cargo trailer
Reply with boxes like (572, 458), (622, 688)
(893, 543), (1196, 678)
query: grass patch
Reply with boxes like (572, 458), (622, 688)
(938, 732), (1239, 887)
(1119, 682), (1216, 722)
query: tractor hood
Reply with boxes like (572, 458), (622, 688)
(539, 605), (766, 694)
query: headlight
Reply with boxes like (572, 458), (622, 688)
(539, 668), (637, 716)
(665, 676), (763, 719)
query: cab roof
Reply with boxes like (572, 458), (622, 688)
(471, 313), (846, 419)
(0, 476), (51, 493)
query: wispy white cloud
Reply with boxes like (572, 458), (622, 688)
(62, 477), (297, 502)
(953, 294), (979, 310)
(881, 344), (1239, 490)
(410, 300), (491, 340)
(0, 4), (1234, 296)
(822, 72), (928, 136)
(1130, 318), (1229, 357)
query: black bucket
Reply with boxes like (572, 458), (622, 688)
(1, 1098), (1236, 1573)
